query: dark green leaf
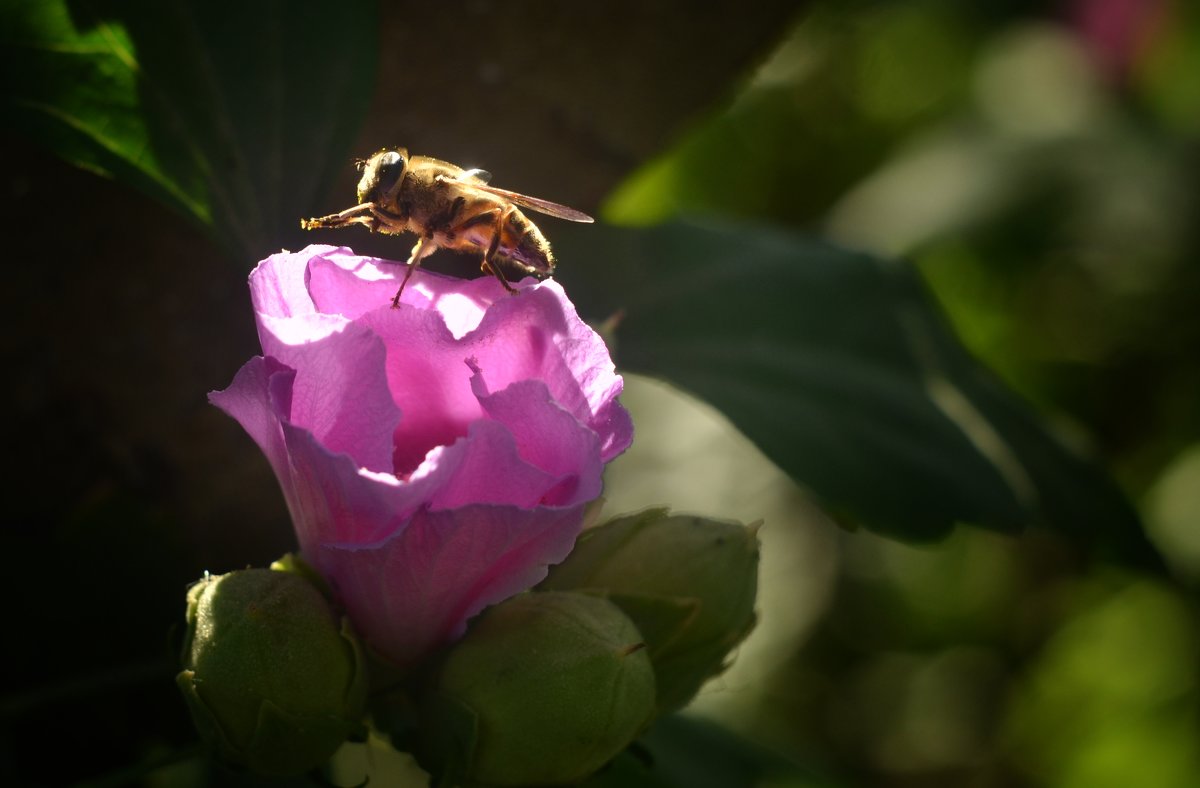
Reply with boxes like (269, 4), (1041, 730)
(555, 219), (1158, 565)
(0, 0), (377, 258)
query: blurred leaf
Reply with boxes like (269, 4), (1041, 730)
(582, 714), (837, 788)
(601, 5), (977, 229)
(0, 0), (377, 258)
(1003, 578), (1200, 787)
(555, 219), (1158, 565)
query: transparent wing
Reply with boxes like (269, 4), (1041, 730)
(461, 168), (492, 183)
(470, 182), (594, 223)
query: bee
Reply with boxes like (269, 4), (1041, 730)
(301, 148), (593, 307)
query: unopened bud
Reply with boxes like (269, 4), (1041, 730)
(541, 508), (759, 711)
(176, 566), (368, 776)
(426, 591), (655, 786)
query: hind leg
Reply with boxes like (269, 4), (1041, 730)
(480, 206), (519, 294)
(447, 206), (518, 293)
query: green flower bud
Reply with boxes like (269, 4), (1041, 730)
(176, 567), (368, 776)
(540, 508), (759, 711)
(426, 591), (655, 786)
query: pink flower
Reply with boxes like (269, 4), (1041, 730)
(210, 245), (632, 667)
(1070, 0), (1166, 83)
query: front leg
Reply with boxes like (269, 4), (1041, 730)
(301, 201), (376, 230)
(391, 236), (439, 308)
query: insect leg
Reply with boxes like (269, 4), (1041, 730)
(301, 201), (376, 230)
(480, 259), (514, 292)
(444, 207), (517, 293)
(481, 206), (519, 294)
(391, 237), (439, 308)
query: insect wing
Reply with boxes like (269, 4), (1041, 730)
(461, 168), (492, 183)
(471, 182), (594, 223)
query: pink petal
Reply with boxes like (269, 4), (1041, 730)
(209, 356), (298, 498)
(302, 247), (508, 336)
(469, 363), (601, 507)
(422, 419), (563, 511)
(354, 305), (486, 477)
(316, 503), (585, 668)
(210, 246), (633, 667)
(261, 322), (399, 474)
(274, 410), (577, 547)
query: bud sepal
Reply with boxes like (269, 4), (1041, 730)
(176, 566), (369, 776)
(541, 508), (760, 711)
(423, 591), (656, 786)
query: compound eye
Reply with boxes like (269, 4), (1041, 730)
(358, 150), (408, 203)
(375, 150), (406, 194)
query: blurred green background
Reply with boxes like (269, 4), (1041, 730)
(604, 3), (1200, 786)
(1, 0), (1197, 786)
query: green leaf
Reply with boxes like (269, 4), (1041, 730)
(0, 0), (377, 258)
(554, 219), (1158, 565)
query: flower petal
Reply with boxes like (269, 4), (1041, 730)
(208, 356), (297, 502)
(354, 305), (485, 477)
(468, 362), (601, 507)
(316, 503), (585, 668)
(302, 246), (508, 336)
(421, 420), (563, 511)
(212, 246), (632, 667)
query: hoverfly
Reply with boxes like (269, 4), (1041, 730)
(301, 148), (593, 307)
